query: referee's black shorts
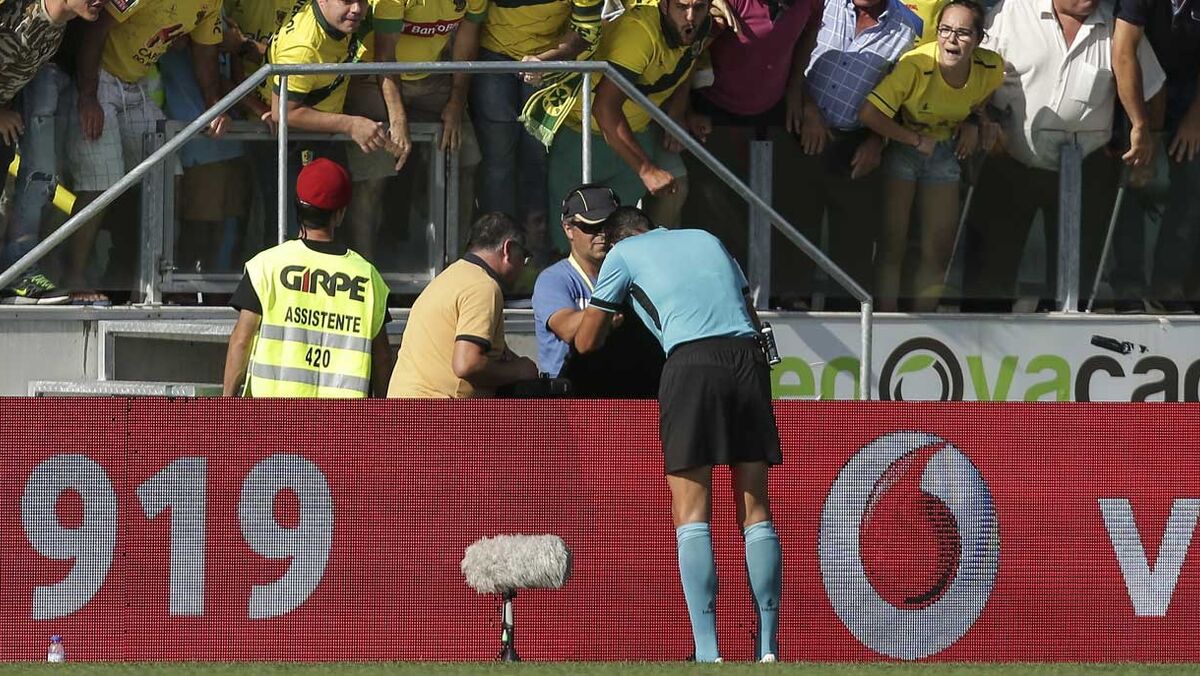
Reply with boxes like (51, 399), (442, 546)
(658, 336), (782, 474)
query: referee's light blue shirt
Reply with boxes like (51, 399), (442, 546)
(590, 228), (757, 355)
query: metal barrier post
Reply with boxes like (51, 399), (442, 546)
(137, 127), (167, 304)
(1057, 140), (1082, 313)
(278, 78), (289, 245)
(860, 300), (873, 400)
(748, 139), (772, 309)
(581, 72), (592, 183)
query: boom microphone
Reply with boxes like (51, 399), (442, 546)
(461, 534), (572, 661)
(461, 534), (572, 594)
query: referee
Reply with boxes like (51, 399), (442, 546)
(575, 206), (782, 663)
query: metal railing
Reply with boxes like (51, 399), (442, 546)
(0, 59), (875, 399)
(145, 119), (453, 298)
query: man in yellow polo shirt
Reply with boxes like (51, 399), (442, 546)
(342, 0), (486, 260)
(543, 0), (710, 249)
(68, 0), (231, 294)
(388, 211), (538, 398)
(224, 158), (393, 397)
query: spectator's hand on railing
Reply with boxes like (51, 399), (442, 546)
(0, 108), (23, 146)
(955, 121), (979, 160)
(441, 103), (464, 151)
(348, 116), (390, 155)
(520, 55), (544, 86)
(686, 111), (712, 143)
(78, 94), (105, 141)
(258, 110), (277, 134)
(388, 119), (412, 170)
(205, 112), (231, 138)
(639, 162), (677, 195)
(1169, 105), (1200, 164)
(849, 133), (884, 179)
(709, 0), (740, 34)
(799, 103), (831, 156)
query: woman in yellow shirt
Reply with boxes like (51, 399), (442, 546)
(858, 0), (1002, 312)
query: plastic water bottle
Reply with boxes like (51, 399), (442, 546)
(46, 635), (65, 663)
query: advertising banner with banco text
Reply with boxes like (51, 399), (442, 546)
(1, 398), (1198, 661)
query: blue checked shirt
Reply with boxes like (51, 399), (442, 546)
(805, 0), (921, 130)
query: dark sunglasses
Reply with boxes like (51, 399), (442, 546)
(571, 219), (605, 235)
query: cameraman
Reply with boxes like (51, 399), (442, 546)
(575, 206), (782, 663)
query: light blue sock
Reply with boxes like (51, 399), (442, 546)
(744, 520), (782, 659)
(675, 522), (719, 662)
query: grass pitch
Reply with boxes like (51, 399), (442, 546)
(3, 663), (1198, 675)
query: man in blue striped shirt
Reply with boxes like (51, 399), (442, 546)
(779, 0), (918, 309)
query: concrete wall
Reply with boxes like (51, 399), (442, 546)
(0, 307), (539, 395)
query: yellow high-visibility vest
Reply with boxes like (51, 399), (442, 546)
(243, 239), (389, 398)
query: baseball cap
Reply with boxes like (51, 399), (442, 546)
(296, 158), (352, 211)
(561, 184), (620, 225)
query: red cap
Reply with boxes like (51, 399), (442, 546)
(296, 158), (352, 211)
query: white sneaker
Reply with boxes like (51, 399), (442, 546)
(759, 653), (777, 663)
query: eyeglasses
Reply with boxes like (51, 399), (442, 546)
(508, 240), (532, 266)
(937, 25), (976, 40)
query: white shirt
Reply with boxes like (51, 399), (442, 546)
(983, 0), (1166, 171)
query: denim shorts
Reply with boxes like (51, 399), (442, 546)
(883, 138), (962, 183)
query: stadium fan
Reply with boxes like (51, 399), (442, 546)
(68, 0), (231, 295)
(533, 0), (711, 246)
(858, 0), (1003, 312)
(223, 158), (393, 398)
(961, 0), (1165, 313)
(469, 0), (601, 261)
(261, 0), (404, 227)
(784, 0), (919, 310)
(679, 0), (812, 308)
(0, 0), (107, 304)
(343, 0), (484, 262)
(575, 206), (783, 664)
(1108, 0), (1200, 313)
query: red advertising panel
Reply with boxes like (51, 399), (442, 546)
(2, 399), (1199, 662)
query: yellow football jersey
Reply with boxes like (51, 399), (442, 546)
(867, 41), (1003, 140)
(264, 0), (364, 113)
(565, 3), (704, 133)
(359, 0), (486, 81)
(101, 0), (223, 84)
(478, 0), (602, 61)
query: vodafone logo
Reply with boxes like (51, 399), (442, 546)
(819, 432), (1000, 660)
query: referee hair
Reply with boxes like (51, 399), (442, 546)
(467, 211), (525, 253)
(602, 206), (653, 245)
